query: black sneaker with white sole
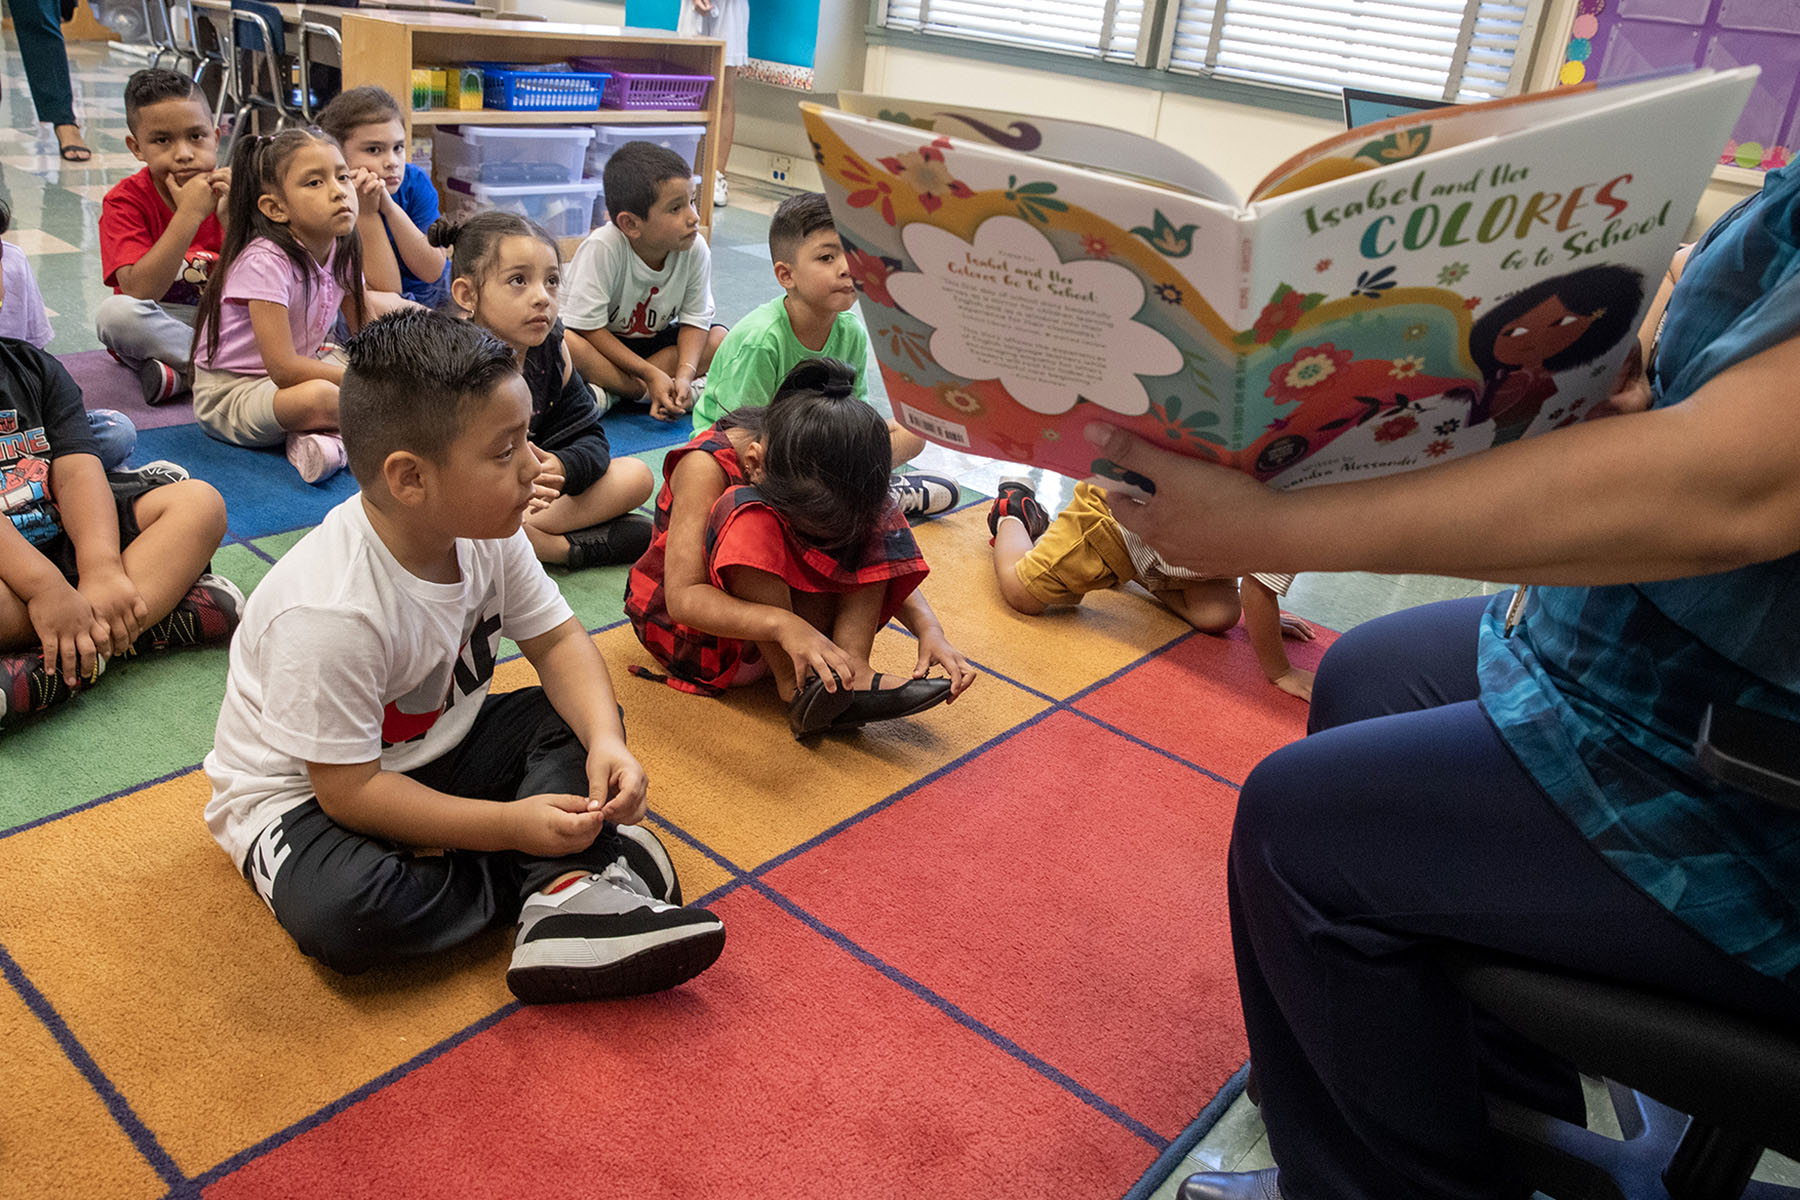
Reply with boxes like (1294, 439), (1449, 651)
(611, 822), (681, 904)
(506, 862), (724, 1003)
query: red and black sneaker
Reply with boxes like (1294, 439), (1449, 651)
(988, 478), (1049, 544)
(134, 572), (245, 653)
(137, 359), (189, 407)
(0, 650), (103, 725)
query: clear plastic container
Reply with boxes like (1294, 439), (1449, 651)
(433, 125), (597, 186)
(585, 123), (706, 183)
(442, 177), (605, 240)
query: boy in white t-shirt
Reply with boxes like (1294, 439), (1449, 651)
(560, 140), (727, 421)
(203, 310), (725, 1002)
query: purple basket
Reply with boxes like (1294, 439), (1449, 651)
(568, 56), (713, 110)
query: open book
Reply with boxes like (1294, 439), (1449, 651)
(800, 69), (1757, 488)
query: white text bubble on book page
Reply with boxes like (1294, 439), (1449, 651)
(888, 216), (1183, 417)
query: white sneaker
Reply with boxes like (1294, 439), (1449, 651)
(285, 431), (347, 485)
(506, 860), (725, 1003)
(713, 170), (729, 208)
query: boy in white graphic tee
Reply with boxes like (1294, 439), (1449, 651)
(203, 309), (724, 1002)
(560, 140), (727, 421)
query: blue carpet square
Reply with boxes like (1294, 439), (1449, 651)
(602, 404), (693, 459)
(133, 424), (359, 540)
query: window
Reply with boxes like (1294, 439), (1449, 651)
(1168, 0), (1539, 100)
(880, 0), (1148, 65)
(876, 0), (1545, 104)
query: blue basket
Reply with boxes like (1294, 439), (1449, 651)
(479, 65), (609, 112)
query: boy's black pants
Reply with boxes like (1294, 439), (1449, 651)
(247, 688), (627, 975)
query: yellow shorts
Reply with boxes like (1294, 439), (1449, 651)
(1011, 481), (1138, 606)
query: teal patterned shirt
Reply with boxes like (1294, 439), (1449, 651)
(1477, 165), (1800, 986)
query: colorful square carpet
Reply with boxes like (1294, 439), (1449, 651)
(1, 373), (1327, 1198)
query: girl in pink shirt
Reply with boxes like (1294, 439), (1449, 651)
(191, 130), (372, 483)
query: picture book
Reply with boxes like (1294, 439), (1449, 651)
(800, 68), (1758, 489)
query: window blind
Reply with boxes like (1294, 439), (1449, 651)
(881, 0), (1148, 64)
(1165, 0), (1538, 100)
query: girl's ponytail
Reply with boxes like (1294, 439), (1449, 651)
(435, 208), (558, 299)
(756, 356), (891, 551)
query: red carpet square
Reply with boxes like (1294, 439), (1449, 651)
(763, 709), (1248, 1142)
(202, 888), (1159, 1200)
(1075, 624), (1332, 785)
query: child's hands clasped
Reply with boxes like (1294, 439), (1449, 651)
(347, 167), (389, 218)
(527, 443), (565, 513)
(644, 368), (693, 422)
(509, 793), (610, 857)
(26, 579), (104, 687)
(173, 169), (221, 216)
(913, 628), (977, 700)
(78, 567), (149, 657)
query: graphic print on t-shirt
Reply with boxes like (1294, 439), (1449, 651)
(0, 409), (57, 545)
(621, 286), (661, 336)
(379, 585), (504, 748)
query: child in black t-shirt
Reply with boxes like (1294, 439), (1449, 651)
(431, 211), (656, 569)
(0, 337), (235, 723)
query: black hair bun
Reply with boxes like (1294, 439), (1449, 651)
(774, 355), (859, 404)
(425, 214), (464, 249)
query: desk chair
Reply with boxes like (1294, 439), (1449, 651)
(295, 19), (342, 120)
(228, 0), (312, 141)
(185, 0), (236, 127)
(1447, 707), (1800, 1200)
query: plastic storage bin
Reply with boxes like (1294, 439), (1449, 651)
(568, 57), (713, 110)
(433, 125), (596, 186)
(585, 123), (706, 183)
(478, 64), (609, 112)
(443, 178), (605, 240)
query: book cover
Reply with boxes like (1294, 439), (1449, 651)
(802, 68), (1757, 489)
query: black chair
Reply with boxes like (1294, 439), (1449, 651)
(1446, 703), (1800, 1200)
(1445, 948), (1800, 1199)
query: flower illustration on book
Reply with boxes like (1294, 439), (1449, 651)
(1374, 413), (1419, 443)
(1154, 282), (1184, 304)
(1390, 355), (1425, 379)
(1316, 258), (1332, 273)
(844, 242), (902, 308)
(881, 326), (933, 369)
(1265, 343), (1352, 405)
(1425, 438), (1453, 458)
(1243, 283), (1322, 349)
(1352, 266), (1398, 298)
(1437, 261), (1470, 286)
(1130, 209), (1199, 258)
(886, 215), (1183, 417)
(878, 138), (974, 214)
(841, 155), (898, 225)
(1081, 233), (1112, 258)
(1151, 395), (1222, 446)
(1404, 322), (1429, 341)
(1002, 175), (1069, 224)
(937, 382), (985, 415)
(1353, 126), (1431, 166)
(1434, 417), (1461, 435)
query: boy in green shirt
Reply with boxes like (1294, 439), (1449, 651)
(693, 192), (958, 518)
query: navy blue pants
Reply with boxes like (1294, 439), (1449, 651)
(1229, 595), (1800, 1200)
(11, 0), (76, 127)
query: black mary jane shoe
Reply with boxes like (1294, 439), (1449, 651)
(1177, 1168), (1282, 1200)
(787, 670), (855, 739)
(787, 672), (954, 740)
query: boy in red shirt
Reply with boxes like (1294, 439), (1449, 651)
(94, 69), (228, 407)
